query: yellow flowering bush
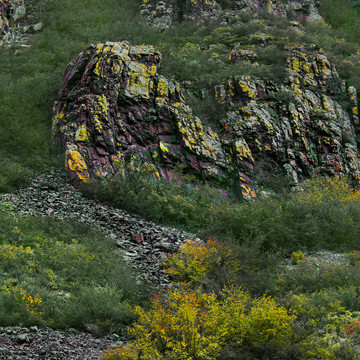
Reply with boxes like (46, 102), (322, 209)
(0, 244), (34, 271)
(1, 282), (43, 322)
(348, 250), (360, 265)
(296, 176), (360, 206)
(102, 344), (139, 360)
(102, 287), (296, 359)
(221, 287), (297, 349)
(291, 250), (305, 265)
(102, 288), (227, 360)
(163, 238), (239, 287)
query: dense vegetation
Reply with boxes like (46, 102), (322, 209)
(1, 0), (360, 358)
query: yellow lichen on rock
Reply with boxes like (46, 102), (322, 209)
(155, 76), (169, 105)
(89, 94), (109, 133)
(53, 108), (66, 126)
(235, 139), (254, 162)
(238, 78), (256, 99)
(159, 141), (169, 153)
(66, 144), (89, 182)
(75, 124), (89, 142)
(215, 84), (227, 103)
(240, 183), (257, 199)
(126, 62), (156, 99)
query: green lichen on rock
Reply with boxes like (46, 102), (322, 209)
(215, 45), (360, 190)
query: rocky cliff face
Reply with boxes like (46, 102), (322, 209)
(140, 0), (321, 29)
(52, 1), (360, 199)
(0, 0), (26, 45)
(216, 46), (360, 197)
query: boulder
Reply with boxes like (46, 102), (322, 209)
(53, 42), (242, 195)
(0, 0), (26, 45)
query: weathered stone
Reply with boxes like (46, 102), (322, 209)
(215, 46), (360, 193)
(53, 42), (360, 199)
(140, 0), (221, 28)
(250, 0), (322, 21)
(0, 0), (25, 44)
(140, 0), (321, 28)
(229, 45), (258, 63)
(53, 42), (244, 195)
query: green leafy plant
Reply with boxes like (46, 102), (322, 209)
(0, 214), (143, 334)
(163, 238), (239, 291)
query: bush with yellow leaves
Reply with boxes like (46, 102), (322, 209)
(162, 238), (239, 290)
(102, 286), (296, 360)
(102, 288), (227, 359)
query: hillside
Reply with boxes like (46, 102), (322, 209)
(1, 0), (360, 359)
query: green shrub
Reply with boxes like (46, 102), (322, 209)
(163, 238), (240, 292)
(0, 214), (144, 334)
(204, 176), (360, 252)
(319, 0), (360, 42)
(163, 236), (280, 295)
(291, 250), (305, 265)
(80, 165), (231, 231)
(221, 287), (297, 349)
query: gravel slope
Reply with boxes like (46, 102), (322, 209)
(0, 168), (197, 359)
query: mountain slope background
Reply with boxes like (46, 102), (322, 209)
(1, 0), (360, 359)
(1, 0), (360, 192)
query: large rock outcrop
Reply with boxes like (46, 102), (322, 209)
(216, 46), (360, 195)
(0, 0), (26, 45)
(140, 0), (321, 29)
(140, 0), (221, 28)
(53, 42), (241, 194)
(53, 41), (360, 199)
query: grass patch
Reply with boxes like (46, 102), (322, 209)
(0, 211), (146, 335)
(87, 170), (360, 253)
(79, 165), (231, 232)
(203, 176), (360, 252)
(319, 0), (360, 43)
